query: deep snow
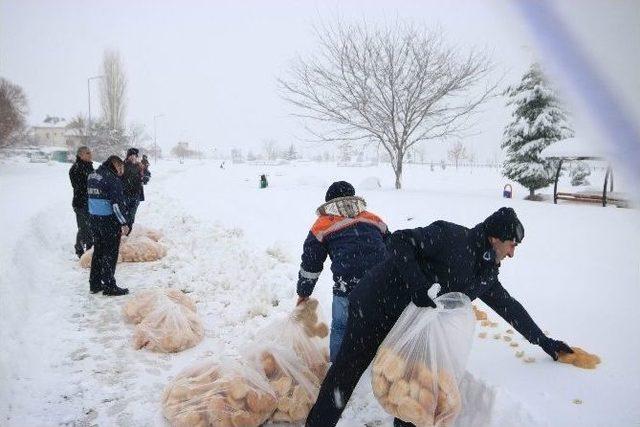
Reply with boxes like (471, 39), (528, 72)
(1, 158), (639, 426)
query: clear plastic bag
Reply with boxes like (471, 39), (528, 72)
(128, 224), (163, 242)
(133, 298), (204, 353)
(119, 235), (167, 262)
(259, 298), (330, 382)
(243, 343), (320, 423)
(371, 291), (475, 427)
(78, 234), (166, 268)
(162, 358), (277, 427)
(122, 288), (197, 324)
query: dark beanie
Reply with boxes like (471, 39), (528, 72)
(126, 147), (139, 157)
(325, 181), (355, 202)
(484, 207), (524, 243)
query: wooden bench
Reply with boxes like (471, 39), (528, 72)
(555, 191), (629, 207)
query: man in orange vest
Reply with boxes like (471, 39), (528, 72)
(296, 181), (389, 361)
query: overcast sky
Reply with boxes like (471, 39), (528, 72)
(1, 0), (637, 162)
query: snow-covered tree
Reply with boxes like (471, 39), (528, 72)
(570, 161), (591, 186)
(284, 144), (298, 160)
(502, 63), (573, 198)
(279, 21), (496, 189)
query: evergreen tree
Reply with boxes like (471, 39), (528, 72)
(570, 161), (591, 186)
(502, 63), (573, 198)
(284, 144), (298, 160)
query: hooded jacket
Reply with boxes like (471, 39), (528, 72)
(297, 197), (389, 297)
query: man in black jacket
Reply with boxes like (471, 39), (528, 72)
(305, 207), (573, 427)
(68, 146), (94, 257)
(121, 148), (143, 226)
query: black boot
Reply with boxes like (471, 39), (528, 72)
(103, 285), (129, 296)
(393, 418), (415, 427)
(90, 285), (103, 294)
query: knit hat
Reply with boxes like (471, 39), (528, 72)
(325, 181), (355, 202)
(484, 207), (524, 243)
(126, 147), (139, 158)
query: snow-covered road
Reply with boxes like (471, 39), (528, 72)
(1, 158), (639, 426)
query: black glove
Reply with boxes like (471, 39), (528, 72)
(539, 337), (573, 361)
(411, 285), (436, 308)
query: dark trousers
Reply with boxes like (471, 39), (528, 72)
(74, 207), (93, 257)
(305, 260), (415, 427)
(125, 197), (140, 226)
(89, 215), (122, 292)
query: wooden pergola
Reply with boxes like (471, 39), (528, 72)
(543, 138), (627, 207)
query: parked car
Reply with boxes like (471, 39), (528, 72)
(29, 151), (49, 163)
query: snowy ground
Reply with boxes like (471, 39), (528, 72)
(1, 158), (639, 427)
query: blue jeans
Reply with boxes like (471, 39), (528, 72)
(330, 295), (349, 362)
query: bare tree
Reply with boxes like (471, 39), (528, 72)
(279, 21), (496, 188)
(262, 139), (279, 161)
(447, 140), (468, 169)
(100, 49), (127, 131)
(0, 78), (28, 147)
(128, 122), (151, 147)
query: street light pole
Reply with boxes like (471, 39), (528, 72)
(87, 75), (104, 145)
(153, 114), (164, 164)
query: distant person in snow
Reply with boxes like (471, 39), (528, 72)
(69, 146), (94, 258)
(260, 174), (268, 188)
(87, 155), (130, 296)
(296, 181), (389, 362)
(121, 148), (143, 226)
(305, 207), (574, 427)
(139, 154), (151, 204)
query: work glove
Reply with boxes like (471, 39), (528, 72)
(411, 285), (436, 308)
(539, 336), (573, 361)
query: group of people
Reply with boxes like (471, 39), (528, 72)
(296, 181), (573, 427)
(69, 147), (151, 296)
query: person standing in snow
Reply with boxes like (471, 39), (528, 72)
(305, 207), (574, 427)
(87, 155), (130, 296)
(121, 148), (143, 226)
(139, 154), (151, 203)
(69, 146), (94, 258)
(296, 181), (389, 362)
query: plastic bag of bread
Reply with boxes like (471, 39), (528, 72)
(122, 288), (197, 324)
(371, 292), (475, 427)
(128, 224), (163, 242)
(243, 343), (320, 423)
(133, 298), (204, 353)
(162, 358), (277, 427)
(78, 235), (166, 268)
(119, 235), (167, 262)
(259, 298), (330, 381)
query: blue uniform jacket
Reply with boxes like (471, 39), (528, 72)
(87, 163), (128, 225)
(297, 211), (389, 297)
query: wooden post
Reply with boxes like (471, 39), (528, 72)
(553, 159), (564, 204)
(603, 165), (612, 207)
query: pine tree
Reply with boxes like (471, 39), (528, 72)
(284, 144), (298, 160)
(570, 161), (591, 186)
(502, 63), (573, 198)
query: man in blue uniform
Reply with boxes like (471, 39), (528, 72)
(296, 181), (389, 361)
(87, 155), (131, 296)
(305, 207), (573, 426)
